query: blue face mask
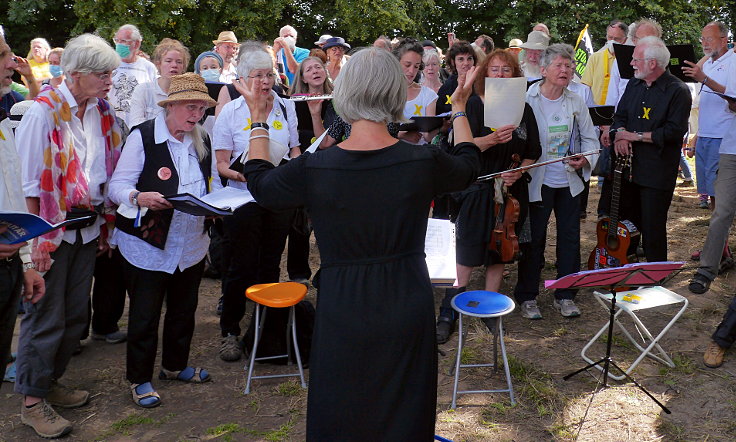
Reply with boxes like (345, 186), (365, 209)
(115, 43), (131, 59)
(200, 69), (221, 82)
(49, 65), (63, 78)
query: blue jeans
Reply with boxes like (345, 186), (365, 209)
(514, 185), (581, 302)
(695, 137), (721, 196)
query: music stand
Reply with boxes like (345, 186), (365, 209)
(545, 261), (686, 414)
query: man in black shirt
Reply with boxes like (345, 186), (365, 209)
(607, 36), (691, 262)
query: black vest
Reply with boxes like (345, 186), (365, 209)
(115, 119), (212, 250)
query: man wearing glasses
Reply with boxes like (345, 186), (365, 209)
(108, 24), (157, 129)
(606, 36), (691, 263)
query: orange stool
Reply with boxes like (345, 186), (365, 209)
(244, 282), (308, 394)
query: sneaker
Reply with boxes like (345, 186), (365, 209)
(677, 179), (694, 187)
(703, 341), (727, 368)
(91, 330), (127, 344)
(688, 273), (712, 294)
(691, 250), (701, 261)
(219, 334), (242, 362)
(46, 381), (89, 408)
(699, 200), (710, 209)
(436, 317), (455, 344)
(520, 300), (543, 319)
(21, 400), (73, 438)
(553, 299), (581, 317)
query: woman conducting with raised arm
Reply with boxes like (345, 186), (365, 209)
(238, 46), (480, 441)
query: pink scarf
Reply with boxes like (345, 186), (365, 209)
(34, 86), (122, 252)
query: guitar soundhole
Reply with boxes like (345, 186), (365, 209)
(606, 236), (620, 250)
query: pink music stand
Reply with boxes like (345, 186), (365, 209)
(546, 261), (685, 414)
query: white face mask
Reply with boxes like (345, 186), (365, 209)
(283, 36), (297, 52)
(200, 68), (221, 82)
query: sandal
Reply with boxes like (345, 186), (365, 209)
(688, 273), (712, 294)
(158, 367), (211, 383)
(130, 382), (161, 408)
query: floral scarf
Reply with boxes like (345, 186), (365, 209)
(34, 86), (123, 252)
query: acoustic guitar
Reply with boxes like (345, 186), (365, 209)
(588, 154), (640, 270)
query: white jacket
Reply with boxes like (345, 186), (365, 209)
(525, 81), (599, 202)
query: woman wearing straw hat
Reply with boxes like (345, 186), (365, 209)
(108, 72), (217, 408)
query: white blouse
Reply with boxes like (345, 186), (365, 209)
(212, 91), (299, 190)
(109, 113), (209, 273)
(128, 80), (167, 128)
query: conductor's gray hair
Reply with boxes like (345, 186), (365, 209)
(236, 45), (272, 78)
(540, 43), (574, 68)
(638, 36), (670, 69)
(332, 47), (406, 124)
(632, 19), (663, 39)
(61, 34), (120, 77)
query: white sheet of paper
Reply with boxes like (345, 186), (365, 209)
(306, 130), (329, 153)
(484, 77), (527, 129)
(424, 219), (457, 285)
(200, 186), (254, 210)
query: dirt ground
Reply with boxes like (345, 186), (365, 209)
(2, 168), (736, 441)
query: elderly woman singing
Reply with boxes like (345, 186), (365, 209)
(109, 73), (217, 408)
(240, 47), (480, 441)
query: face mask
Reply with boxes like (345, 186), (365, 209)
(49, 65), (63, 78)
(200, 69), (221, 82)
(604, 39), (615, 54)
(115, 43), (131, 59)
(283, 36), (297, 52)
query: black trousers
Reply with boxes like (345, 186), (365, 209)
(83, 249), (127, 337)
(599, 178), (674, 262)
(0, 257), (22, 370)
(514, 185), (581, 303)
(123, 257), (205, 384)
(220, 203), (292, 337)
(287, 208), (312, 281)
(713, 295), (736, 349)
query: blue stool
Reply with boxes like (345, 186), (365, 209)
(450, 290), (516, 409)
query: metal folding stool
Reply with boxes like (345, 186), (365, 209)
(244, 282), (308, 394)
(581, 286), (688, 381)
(450, 290), (516, 408)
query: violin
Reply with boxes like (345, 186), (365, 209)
(488, 154), (521, 262)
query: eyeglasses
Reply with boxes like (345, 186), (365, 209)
(248, 73), (276, 81)
(489, 67), (513, 74)
(90, 71), (114, 81)
(700, 36), (725, 43)
(113, 38), (136, 46)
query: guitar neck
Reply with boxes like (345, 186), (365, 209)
(608, 156), (628, 235)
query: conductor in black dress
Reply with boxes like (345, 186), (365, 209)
(607, 36), (691, 261)
(239, 47), (481, 440)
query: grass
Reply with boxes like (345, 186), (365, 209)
(205, 416), (296, 442)
(460, 347), (478, 365)
(276, 380), (303, 397)
(656, 418), (687, 441)
(506, 355), (566, 417)
(105, 412), (176, 436)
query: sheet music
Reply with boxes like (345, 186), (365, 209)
(425, 219), (457, 284)
(484, 77), (527, 129)
(199, 186), (254, 210)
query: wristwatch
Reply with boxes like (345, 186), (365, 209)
(251, 122), (269, 131)
(23, 262), (36, 271)
(636, 131), (644, 142)
(131, 191), (141, 206)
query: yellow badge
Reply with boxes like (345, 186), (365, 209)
(413, 105), (423, 116)
(445, 95), (452, 105)
(273, 120), (283, 130)
(642, 107), (651, 120)
(242, 118), (252, 131)
(0, 130), (4, 141)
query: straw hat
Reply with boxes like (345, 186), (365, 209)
(314, 34), (333, 46)
(158, 73), (217, 108)
(212, 31), (239, 46)
(520, 31), (550, 50)
(508, 38), (523, 49)
(8, 100), (34, 129)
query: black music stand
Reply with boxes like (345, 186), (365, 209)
(546, 261), (686, 414)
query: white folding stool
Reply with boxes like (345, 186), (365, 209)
(581, 286), (688, 381)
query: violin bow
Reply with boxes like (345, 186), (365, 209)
(476, 149), (601, 182)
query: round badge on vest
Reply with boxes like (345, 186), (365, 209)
(158, 167), (172, 180)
